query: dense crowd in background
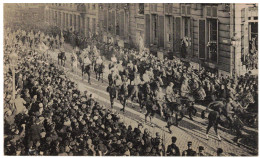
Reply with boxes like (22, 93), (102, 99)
(4, 28), (225, 156)
(3, 27), (257, 156)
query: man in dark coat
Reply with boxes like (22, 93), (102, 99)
(106, 83), (117, 109)
(166, 136), (180, 156)
(182, 141), (196, 156)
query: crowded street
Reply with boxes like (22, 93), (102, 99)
(3, 3), (258, 156)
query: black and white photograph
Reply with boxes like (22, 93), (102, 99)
(2, 2), (259, 156)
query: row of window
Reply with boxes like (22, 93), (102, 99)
(146, 15), (219, 62)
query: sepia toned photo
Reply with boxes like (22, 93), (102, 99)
(3, 3), (258, 156)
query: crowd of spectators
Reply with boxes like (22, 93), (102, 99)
(4, 28), (231, 156)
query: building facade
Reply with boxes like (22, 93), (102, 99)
(44, 3), (258, 76)
(4, 3), (45, 31)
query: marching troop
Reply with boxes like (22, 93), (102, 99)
(4, 27), (257, 156)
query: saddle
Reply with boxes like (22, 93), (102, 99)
(84, 64), (91, 72)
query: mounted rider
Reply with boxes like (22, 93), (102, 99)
(109, 54), (117, 69)
(165, 82), (177, 103)
(114, 74), (122, 99)
(71, 48), (78, 62)
(129, 73), (142, 101)
(83, 55), (92, 67)
(108, 69), (117, 86)
(142, 70), (151, 84)
(83, 55), (92, 84)
(117, 60), (124, 76)
(154, 87), (165, 117)
(180, 76), (192, 100)
(96, 55), (103, 64)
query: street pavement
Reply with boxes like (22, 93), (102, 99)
(45, 43), (258, 156)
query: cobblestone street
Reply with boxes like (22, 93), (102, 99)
(47, 43), (258, 156)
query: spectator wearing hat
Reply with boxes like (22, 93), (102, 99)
(166, 136), (180, 156)
(133, 123), (143, 137)
(216, 148), (225, 156)
(182, 141), (196, 156)
(197, 146), (206, 156)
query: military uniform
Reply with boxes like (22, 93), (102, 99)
(165, 84), (176, 102)
(107, 84), (117, 108)
(182, 142), (196, 156)
(154, 88), (165, 117)
(142, 72), (150, 84)
(129, 75), (141, 101)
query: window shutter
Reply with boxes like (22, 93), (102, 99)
(158, 15), (164, 47)
(190, 18), (194, 56)
(169, 4), (173, 13)
(172, 17), (175, 52)
(216, 19), (219, 63)
(206, 7), (211, 17)
(181, 6), (186, 15)
(199, 19), (206, 59)
(119, 11), (124, 38)
(186, 6), (191, 15)
(112, 11), (116, 34)
(165, 4), (168, 13)
(212, 6), (218, 17)
(145, 14), (150, 47)
(241, 8), (245, 22)
(175, 17), (181, 52)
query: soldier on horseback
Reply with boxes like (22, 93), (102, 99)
(129, 73), (142, 102)
(94, 56), (105, 82)
(109, 54), (117, 69)
(165, 82), (177, 103)
(154, 87), (165, 117)
(142, 70), (151, 84)
(82, 55), (92, 84)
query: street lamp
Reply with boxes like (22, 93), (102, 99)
(9, 51), (18, 110)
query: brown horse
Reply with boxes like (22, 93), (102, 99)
(94, 62), (105, 83)
(58, 51), (66, 66)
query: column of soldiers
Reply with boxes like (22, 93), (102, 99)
(4, 27), (231, 156)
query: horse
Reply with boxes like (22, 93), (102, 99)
(201, 101), (244, 142)
(58, 51), (66, 66)
(118, 83), (129, 112)
(94, 62), (105, 83)
(163, 101), (184, 133)
(163, 98), (197, 128)
(79, 56), (92, 84)
(81, 63), (92, 84)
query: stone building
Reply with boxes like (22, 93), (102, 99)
(44, 3), (258, 76)
(4, 3), (45, 31)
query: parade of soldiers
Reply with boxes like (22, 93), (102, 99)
(3, 14), (258, 156)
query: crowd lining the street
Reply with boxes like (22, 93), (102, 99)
(4, 27), (257, 156)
